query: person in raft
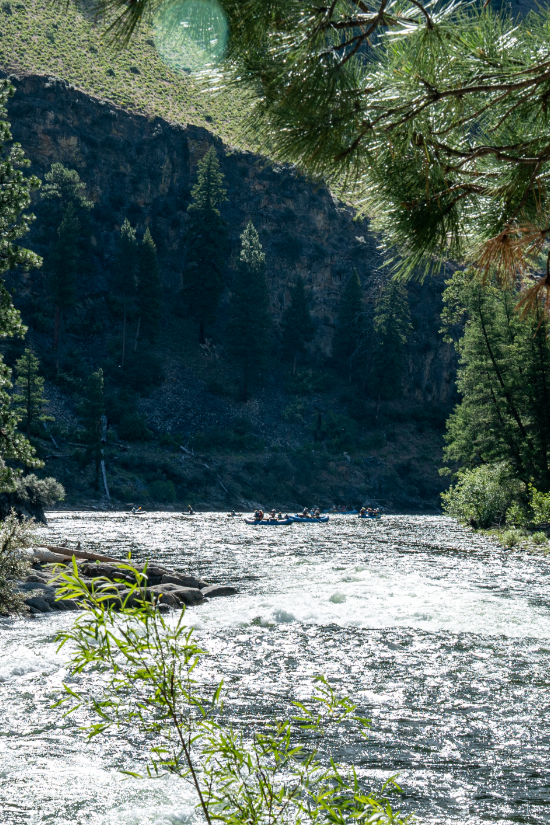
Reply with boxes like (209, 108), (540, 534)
(314, 508), (321, 518)
(187, 504), (194, 514)
(359, 507), (366, 516)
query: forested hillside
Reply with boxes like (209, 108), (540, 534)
(0, 4), (459, 512)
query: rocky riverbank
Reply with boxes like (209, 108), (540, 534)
(17, 546), (238, 615)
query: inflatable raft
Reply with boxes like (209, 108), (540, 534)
(244, 518), (294, 525)
(359, 513), (381, 519)
(290, 515), (330, 523)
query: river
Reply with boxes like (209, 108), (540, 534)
(0, 512), (549, 825)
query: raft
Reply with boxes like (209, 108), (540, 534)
(244, 518), (294, 525)
(359, 513), (381, 519)
(290, 515), (330, 523)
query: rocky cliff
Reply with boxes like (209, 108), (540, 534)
(4, 72), (456, 409)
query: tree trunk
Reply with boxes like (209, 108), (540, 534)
(121, 296), (127, 368)
(53, 305), (61, 351)
(199, 320), (205, 345)
(26, 372), (31, 439)
(134, 316), (141, 353)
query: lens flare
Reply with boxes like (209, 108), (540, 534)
(153, 0), (228, 74)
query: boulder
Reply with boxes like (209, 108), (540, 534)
(147, 584), (204, 606)
(161, 573), (208, 590)
(201, 585), (238, 598)
(80, 563), (136, 584)
(24, 595), (54, 613)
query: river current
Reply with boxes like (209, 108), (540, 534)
(1, 512), (549, 825)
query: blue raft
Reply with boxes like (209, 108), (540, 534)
(244, 518), (294, 525)
(290, 515), (330, 523)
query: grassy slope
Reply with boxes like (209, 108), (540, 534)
(0, 0), (245, 142)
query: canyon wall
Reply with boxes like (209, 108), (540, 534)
(4, 72), (457, 407)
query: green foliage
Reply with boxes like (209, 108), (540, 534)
(441, 270), (550, 488)
(114, 218), (139, 367)
(137, 227), (162, 345)
(54, 566), (410, 825)
(281, 276), (314, 368)
(0, 511), (35, 615)
(191, 417), (263, 453)
(370, 281), (411, 402)
(332, 271), (364, 379)
(13, 348), (53, 437)
(318, 411), (358, 454)
(39, 164), (94, 349)
(505, 502), (529, 529)
(40, 162), (93, 222)
(182, 147), (228, 341)
(530, 531), (548, 546)
(528, 484), (550, 524)
(118, 411), (153, 441)
(500, 529), (524, 549)
(226, 222), (271, 400)
(148, 479), (176, 503)
(49, 203), (79, 309)
(441, 463), (524, 528)
(285, 368), (329, 395)
(281, 400), (306, 422)
(15, 473), (65, 509)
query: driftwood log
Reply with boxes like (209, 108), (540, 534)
(31, 544), (121, 564)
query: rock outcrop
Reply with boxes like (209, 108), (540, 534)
(3, 72), (456, 408)
(17, 556), (237, 614)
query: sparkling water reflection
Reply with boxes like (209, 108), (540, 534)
(0, 513), (549, 824)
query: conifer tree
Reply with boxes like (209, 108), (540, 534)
(370, 280), (412, 408)
(0, 79), (43, 489)
(136, 227), (162, 348)
(281, 276), (314, 374)
(40, 162), (93, 225)
(183, 147), (228, 344)
(227, 223), (271, 401)
(40, 163), (94, 352)
(79, 369), (105, 491)
(49, 203), (79, 354)
(13, 348), (53, 439)
(114, 219), (138, 368)
(441, 270), (550, 489)
(332, 270), (364, 381)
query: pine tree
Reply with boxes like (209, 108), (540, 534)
(114, 219), (138, 368)
(49, 203), (79, 354)
(0, 79), (42, 489)
(40, 164), (93, 352)
(182, 147), (228, 344)
(79, 369), (105, 491)
(441, 270), (550, 488)
(136, 227), (163, 347)
(281, 276), (314, 374)
(13, 349), (53, 439)
(332, 271), (364, 381)
(40, 162), (93, 225)
(227, 222), (271, 401)
(370, 280), (411, 407)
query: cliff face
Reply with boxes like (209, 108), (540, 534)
(4, 72), (457, 407)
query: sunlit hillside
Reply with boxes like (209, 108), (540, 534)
(0, 0), (246, 142)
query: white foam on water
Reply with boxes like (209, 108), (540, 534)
(190, 559), (550, 639)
